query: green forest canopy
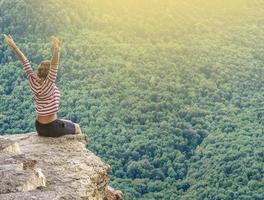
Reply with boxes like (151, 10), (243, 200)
(0, 0), (264, 199)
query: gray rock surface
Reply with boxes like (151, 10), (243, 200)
(0, 133), (123, 200)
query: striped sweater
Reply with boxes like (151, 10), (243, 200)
(23, 59), (61, 116)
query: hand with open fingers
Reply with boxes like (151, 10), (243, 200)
(49, 36), (61, 49)
(3, 34), (17, 49)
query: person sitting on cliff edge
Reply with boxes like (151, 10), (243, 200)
(3, 34), (82, 137)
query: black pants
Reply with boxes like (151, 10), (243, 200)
(35, 119), (76, 137)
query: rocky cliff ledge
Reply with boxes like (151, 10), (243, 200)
(0, 133), (123, 200)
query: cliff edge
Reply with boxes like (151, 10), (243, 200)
(0, 133), (123, 200)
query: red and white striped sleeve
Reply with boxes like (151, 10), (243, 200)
(23, 59), (34, 79)
(22, 59), (39, 94)
(47, 62), (58, 82)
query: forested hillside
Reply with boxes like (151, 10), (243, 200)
(1, 0), (264, 199)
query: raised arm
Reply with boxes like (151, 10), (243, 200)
(3, 34), (34, 78)
(47, 36), (61, 82)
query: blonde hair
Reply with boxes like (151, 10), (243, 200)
(37, 60), (51, 80)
